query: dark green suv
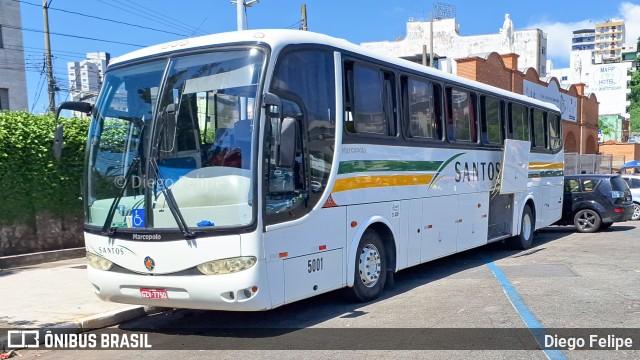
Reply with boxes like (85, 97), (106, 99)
(556, 174), (634, 233)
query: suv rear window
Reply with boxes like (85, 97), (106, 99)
(610, 176), (628, 192)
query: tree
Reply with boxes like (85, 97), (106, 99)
(630, 66), (640, 134)
(598, 118), (614, 136)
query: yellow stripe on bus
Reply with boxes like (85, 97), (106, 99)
(333, 174), (434, 193)
(528, 162), (563, 170)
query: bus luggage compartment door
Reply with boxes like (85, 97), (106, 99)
(283, 249), (343, 303)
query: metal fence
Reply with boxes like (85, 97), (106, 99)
(564, 153), (626, 175)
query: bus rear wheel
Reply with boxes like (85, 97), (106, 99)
(509, 205), (534, 250)
(348, 229), (387, 302)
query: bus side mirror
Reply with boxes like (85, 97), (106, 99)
(277, 117), (297, 168)
(53, 124), (64, 161)
(53, 101), (93, 161)
(263, 92), (282, 118)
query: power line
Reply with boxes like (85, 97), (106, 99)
(119, 0), (207, 35)
(95, 0), (204, 37)
(11, 0), (189, 37)
(2, 43), (88, 56)
(2, 24), (146, 47)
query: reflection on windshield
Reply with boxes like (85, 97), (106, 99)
(85, 48), (265, 232)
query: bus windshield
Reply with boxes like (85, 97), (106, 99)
(84, 47), (266, 232)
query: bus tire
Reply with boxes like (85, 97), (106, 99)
(509, 205), (534, 250)
(348, 229), (387, 302)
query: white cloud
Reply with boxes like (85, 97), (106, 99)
(527, 2), (640, 68)
(527, 19), (593, 66)
(621, 2), (640, 45)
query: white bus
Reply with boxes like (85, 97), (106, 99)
(59, 30), (563, 311)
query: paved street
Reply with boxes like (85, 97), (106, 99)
(13, 223), (640, 359)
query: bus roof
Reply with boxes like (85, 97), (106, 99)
(110, 29), (560, 112)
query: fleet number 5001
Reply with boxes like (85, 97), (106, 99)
(308, 257), (324, 273)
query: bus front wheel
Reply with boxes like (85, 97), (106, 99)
(348, 229), (387, 302)
(509, 205), (534, 250)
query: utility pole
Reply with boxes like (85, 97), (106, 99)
(429, 12), (434, 68)
(42, 0), (56, 112)
(301, 4), (308, 31)
(232, 0), (258, 31)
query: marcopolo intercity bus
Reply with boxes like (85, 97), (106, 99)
(57, 29), (563, 311)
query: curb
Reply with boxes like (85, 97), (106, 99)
(76, 306), (167, 329)
(1, 306), (167, 350)
(42, 306), (167, 331)
(0, 248), (85, 269)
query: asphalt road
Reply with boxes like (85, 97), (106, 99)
(17, 223), (640, 359)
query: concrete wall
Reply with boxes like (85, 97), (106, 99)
(0, 0), (28, 110)
(599, 143), (640, 162)
(0, 215), (84, 256)
(362, 17), (547, 75)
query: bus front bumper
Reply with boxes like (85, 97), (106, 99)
(87, 260), (273, 311)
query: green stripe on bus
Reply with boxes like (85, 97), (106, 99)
(338, 160), (442, 174)
(429, 152), (465, 189)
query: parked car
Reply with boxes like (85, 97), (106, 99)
(556, 174), (634, 232)
(620, 174), (640, 220)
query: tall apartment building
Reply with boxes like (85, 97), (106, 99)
(594, 19), (624, 64)
(67, 52), (110, 102)
(548, 18), (635, 142)
(572, 29), (595, 52)
(0, 0), (28, 110)
(361, 14), (548, 76)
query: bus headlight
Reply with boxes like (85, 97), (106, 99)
(86, 252), (113, 271)
(197, 256), (257, 275)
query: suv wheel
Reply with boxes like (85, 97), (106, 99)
(574, 209), (601, 233)
(632, 203), (640, 221)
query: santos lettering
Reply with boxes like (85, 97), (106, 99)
(454, 161), (501, 183)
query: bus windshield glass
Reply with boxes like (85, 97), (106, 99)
(85, 47), (266, 232)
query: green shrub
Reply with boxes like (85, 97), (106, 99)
(0, 111), (89, 224)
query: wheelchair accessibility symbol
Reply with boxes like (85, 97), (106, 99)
(132, 209), (145, 228)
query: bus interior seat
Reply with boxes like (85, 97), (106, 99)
(155, 166), (250, 208)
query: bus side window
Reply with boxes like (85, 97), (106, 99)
(549, 113), (562, 151)
(344, 62), (396, 136)
(403, 76), (442, 140)
(509, 103), (529, 142)
(480, 95), (503, 145)
(446, 87), (477, 143)
(531, 108), (547, 149)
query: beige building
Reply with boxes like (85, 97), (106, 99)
(0, 0), (28, 110)
(594, 19), (625, 64)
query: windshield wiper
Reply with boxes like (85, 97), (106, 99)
(101, 157), (140, 236)
(150, 158), (195, 239)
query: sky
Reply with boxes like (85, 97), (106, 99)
(13, 0), (640, 113)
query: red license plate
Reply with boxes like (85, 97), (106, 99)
(140, 288), (168, 300)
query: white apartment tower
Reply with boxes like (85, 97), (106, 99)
(0, 0), (28, 110)
(68, 52), (110, 102)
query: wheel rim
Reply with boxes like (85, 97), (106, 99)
(522, 212), (532, 241)
(577, 211), (597, 230)
(358, 244), (381, 288)
(633, 204), (640, 219)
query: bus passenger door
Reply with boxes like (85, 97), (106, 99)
(421, 195), (458, 262)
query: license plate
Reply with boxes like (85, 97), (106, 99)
(140, 288), (168, 300)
